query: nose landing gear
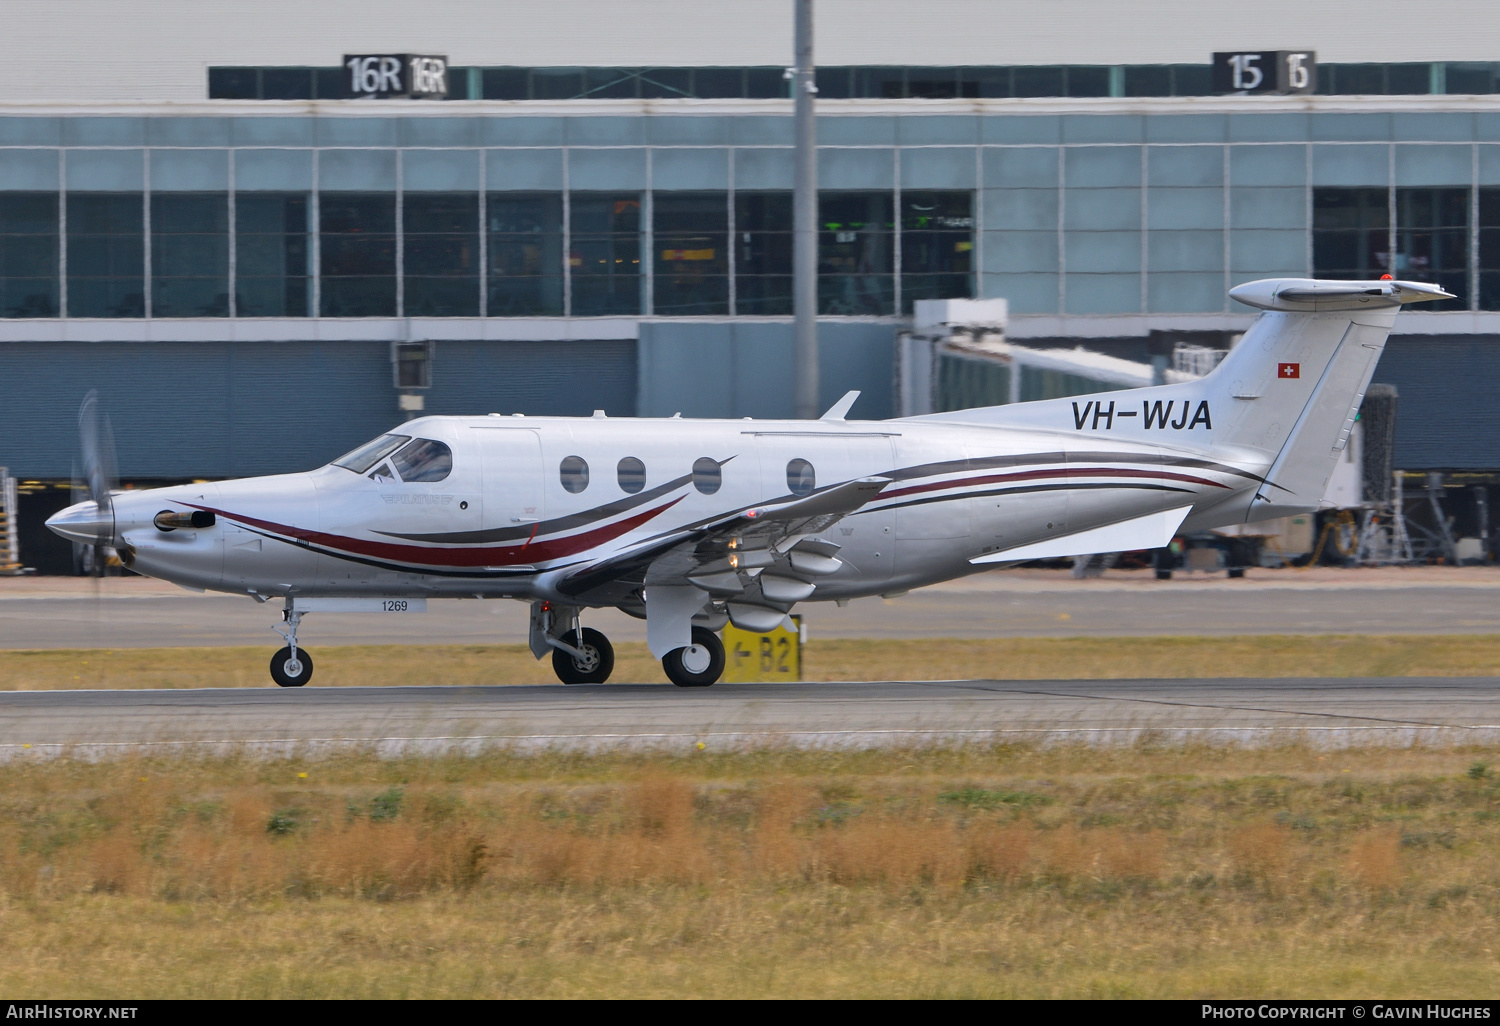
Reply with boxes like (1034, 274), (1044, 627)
(270, 604), (313, 687)
(270, 645), (313, 687)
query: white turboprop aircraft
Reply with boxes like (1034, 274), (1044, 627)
(47, 277), (1448, 687)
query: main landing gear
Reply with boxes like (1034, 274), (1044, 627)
(661, 626), (725, 688)
(534, 603), (726, 687)
(551, 626), (615, 685)
(551, 623), (724, 687)
(271, 605), (313, 687)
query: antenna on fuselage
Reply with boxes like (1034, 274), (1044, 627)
(819, 390), (860, 421)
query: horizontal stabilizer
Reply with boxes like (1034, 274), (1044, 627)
(970, 505), (1194, 565)
(1228, 278), (1454, 312)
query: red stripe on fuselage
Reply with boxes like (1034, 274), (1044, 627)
(878, 466), (1228, 502)
(187, 498), (684, 568)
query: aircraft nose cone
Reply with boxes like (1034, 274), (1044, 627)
(46, 500), (114, 545)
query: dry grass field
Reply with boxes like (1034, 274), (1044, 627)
(5, 633), (1500, 689)
(3, 743), (1500, 998)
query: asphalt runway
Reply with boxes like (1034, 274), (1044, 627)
(4, 677), (1500, 754)
(4, 567), (1500, 649)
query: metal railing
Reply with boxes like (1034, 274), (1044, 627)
(0, 467), (21, 574)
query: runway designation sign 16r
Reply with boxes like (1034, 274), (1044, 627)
(722, 616), (802, 682)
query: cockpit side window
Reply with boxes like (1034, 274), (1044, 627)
(390, 438), (453, 483)
(334, 434), (410, 474)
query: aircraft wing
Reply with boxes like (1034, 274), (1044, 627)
(554, 476), (891, 607)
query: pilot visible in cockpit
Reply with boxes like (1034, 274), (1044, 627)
(335, 434), (453, 484)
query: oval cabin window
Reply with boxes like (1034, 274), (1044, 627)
(617, 456), (646, 494)
(559, 455), (589, 493)
(786, 458), (815, 497)
(692, 457), (721, 495)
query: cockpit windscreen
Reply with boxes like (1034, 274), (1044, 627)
(333, 434), (410, 474)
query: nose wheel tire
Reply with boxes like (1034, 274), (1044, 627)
(270, 646), (314, 688)
(662, 626), (725, 687)
(552, 627), (615, 685)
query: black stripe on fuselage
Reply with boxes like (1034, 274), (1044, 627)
(861, 480), (1194, 514)
(376, 471), (695, 544)
(885, 450), (1267, 487)
(373, 450), (1254, 548)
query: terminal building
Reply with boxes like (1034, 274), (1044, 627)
(2, 0), (1500, 569)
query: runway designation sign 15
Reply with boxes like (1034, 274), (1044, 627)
(722, 616), (802, 682)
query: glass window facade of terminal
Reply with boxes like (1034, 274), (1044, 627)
(655, 192), (728, 315)
(320, 193), (397, 317)
(571, 194), (642, 316)
(1480, 193), (1500, 311)
(1313, 189), (1389, 281)
(902, 193), (975, 313)
(152, 192), (229, 317)
(404, 192), (480, 317)
(487, 193), (563, 316)
(735, 193), (792, 315)
(236, 193), (310, 317)
(20, 111), (1500, 322)
(0, 193), (57, 318)
(68, 194), (144, 318)
(0, 179), (971, 320)
(820, 192), (894, 315)
(1313, 189), (1469, 311)
(1395, 189), (1469, 308)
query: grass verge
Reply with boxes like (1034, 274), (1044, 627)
(2, 743), (1500, 997)
(4, 634), (1500, 689)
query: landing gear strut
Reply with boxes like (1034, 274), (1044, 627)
(662, 626), (725, 687)
(271, 604), (313, 687)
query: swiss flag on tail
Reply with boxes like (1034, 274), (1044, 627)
(1277, 362), (1300, 379)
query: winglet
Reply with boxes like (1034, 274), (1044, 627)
(819, 391), (860, 421)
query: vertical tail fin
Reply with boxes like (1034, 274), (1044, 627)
(908, 277), (1452, 522)
(1216, 278), (1450, 519)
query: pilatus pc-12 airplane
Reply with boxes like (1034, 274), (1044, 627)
(48, 277), (1448, 688)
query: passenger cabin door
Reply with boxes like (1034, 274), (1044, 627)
(476, 426), (545, 545)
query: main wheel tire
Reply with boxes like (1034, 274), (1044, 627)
(662, 626), (725, 688)
(270, 646), (313, 688)
(551, 627), (615, 685)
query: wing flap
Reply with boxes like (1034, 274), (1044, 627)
(970, 505), (1194, 565)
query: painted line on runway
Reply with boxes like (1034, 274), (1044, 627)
(8, 722), (1500, 751)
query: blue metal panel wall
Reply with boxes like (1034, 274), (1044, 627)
(424, 339), (637, 419)
(637, 321), (894, 420)
(0, 340), (391, 478)
(1372, 336), (1500, 470)
(0, 338), (639, 479)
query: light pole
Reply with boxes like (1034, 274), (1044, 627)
(793, 0), (818, 419)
